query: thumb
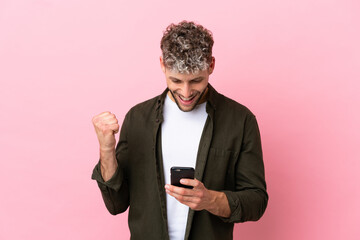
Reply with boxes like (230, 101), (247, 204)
(109, 124), (120, 134)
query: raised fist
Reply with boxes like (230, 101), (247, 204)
(92, 111), (120, 151)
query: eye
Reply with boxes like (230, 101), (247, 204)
(191, 79), (203, 83)
(172, 79), (181, 84)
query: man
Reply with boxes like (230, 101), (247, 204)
(91, 21), (268, 240)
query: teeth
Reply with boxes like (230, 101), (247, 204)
(180, 96), (194, 101)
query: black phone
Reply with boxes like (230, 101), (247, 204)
(170, 166), (195, 189)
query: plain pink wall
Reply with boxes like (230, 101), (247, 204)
(1, 0), (359, 239)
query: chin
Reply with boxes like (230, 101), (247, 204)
(179, 106), (194, 112)
(177, 102), (198, 112)
(175, 97), (199, 112)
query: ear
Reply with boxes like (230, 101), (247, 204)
(208, 56), (215, 74)
(160, 56), (166, 73)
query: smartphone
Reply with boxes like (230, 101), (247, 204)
(170, 166), (195, 189)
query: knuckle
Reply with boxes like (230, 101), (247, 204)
(94, 122), (101, 129)
(93, 116), (100, 124)
(102, 125), (112, 132)
(198, 191), (204, 198)
(190, 203), (198, 209)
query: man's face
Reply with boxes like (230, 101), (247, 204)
(160, 57), (215, 112)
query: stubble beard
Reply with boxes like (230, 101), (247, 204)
(168, 86), (208, 112)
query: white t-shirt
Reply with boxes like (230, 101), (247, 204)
(161, 93), (208, 240)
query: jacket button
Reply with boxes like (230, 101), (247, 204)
(156, 119), (159, 122)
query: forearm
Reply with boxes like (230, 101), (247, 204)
(223, 188), (268, 223)
(92, 111), (131, 215)
(100, 148), (118, 182)
(99, 178), (129, 215)
(92, 159), (129, 215)
(220, 114), (268, 222)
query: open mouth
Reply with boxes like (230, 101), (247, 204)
(178, 95), (196, 105)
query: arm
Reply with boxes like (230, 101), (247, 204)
(165, 114), (268, 222)
(221, 114), (268, 223)
(91, 112), (130, 215)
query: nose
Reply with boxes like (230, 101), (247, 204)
(182, 83), (191, 98)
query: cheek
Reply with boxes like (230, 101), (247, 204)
(166, 82), (176, 92)
(167, 85), (178, 93)
(165, 79), (172, 87)
(196, 83), (208, 92)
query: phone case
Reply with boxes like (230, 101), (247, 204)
(171, 167), (195, 189)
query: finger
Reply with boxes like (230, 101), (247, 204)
(94, 116), (118, 129)
(166, 189), (205, 211)
(166, 189), (199, 203)
(101, 114), (118, 122)
(98, 111), (112, 117)
(180, 178), (202, 188)
(93, 112), (112, 123)
(104, 119), (118, 125)
(94, 111), (111, 118)
(165, 184), (193, 196)
(109, 124), (120, 133)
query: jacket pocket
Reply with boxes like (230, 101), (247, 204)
(202, 148), (239, 191)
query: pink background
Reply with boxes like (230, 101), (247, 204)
(1, 0), (359, 239)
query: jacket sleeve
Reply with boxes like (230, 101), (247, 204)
(91, 113), (130, 215)
(221, 114), (268, 223)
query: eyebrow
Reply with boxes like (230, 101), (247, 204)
(169, 76), (204, 82)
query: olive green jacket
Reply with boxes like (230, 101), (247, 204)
(91, 84), (268, 240)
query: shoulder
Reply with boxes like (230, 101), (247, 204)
(220, 94), (254, 115)
(130, 95), (159, 113)
(124, 91), (165, 122)
(210, 86), (256, 120)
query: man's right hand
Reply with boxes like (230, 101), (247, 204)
(92, 111), (120, 181)
(92, 111), (119, 151)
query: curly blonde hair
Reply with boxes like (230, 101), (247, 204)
(160, 21), (214, 74)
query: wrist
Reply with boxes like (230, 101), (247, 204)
(207, 191), (231, 218)
(207, 190), (221, 211)
(100, 146), (115, 153)
(100, 158), (118, 169)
